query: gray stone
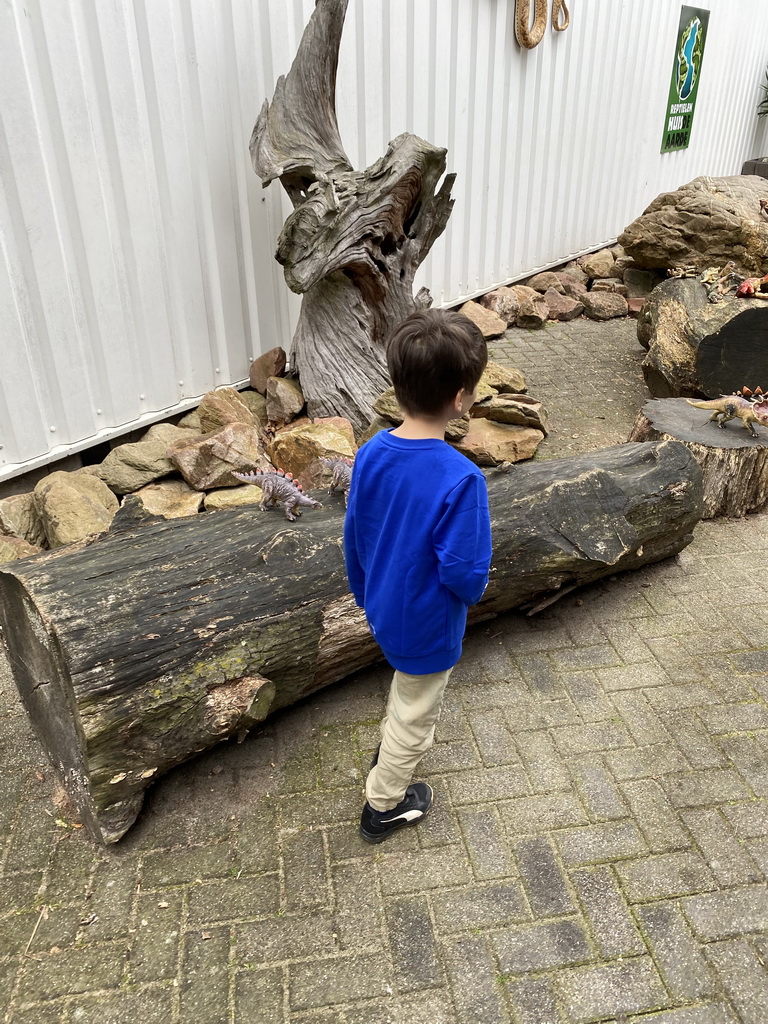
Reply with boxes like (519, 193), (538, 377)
(167, 422), (267, 490)
(481, 360), (527, 394)
(203, 483), (264, 511)
(624, 266), (664, 297)
(526, 271), (564, 294)
(33, 470), (119, 548)
(133, 479), (204, 518)
(0, 491), (46, 546)
(510, 285), (549, 328)
(543, 286), (584, 321)
(197, 387), (257, 434)
(471, 393), (548, 433)
(619, 174), (768, 275)
(478, 285), (520, 325)
(582, 291), (629, 320)
(99, 422), (191, 494)
(238, 389), (268, 425)
(265, 375), (305, 424)
(591, 277), (628, 296)
(582, 248), (618, 280)
(458, 299), (507, 338)
(0, 534), (42, 564)
(249, 345), (287, 394)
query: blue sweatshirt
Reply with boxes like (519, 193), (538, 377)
(343, 429), (493, 674)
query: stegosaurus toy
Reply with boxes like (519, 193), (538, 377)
(319, 456), (354, 506)
(232, 468), (322, 521)
(686, 386), (768, 437)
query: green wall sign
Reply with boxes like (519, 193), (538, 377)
(661, 6), (710, 153)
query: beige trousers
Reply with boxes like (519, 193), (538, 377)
(365, 667), (454, 811)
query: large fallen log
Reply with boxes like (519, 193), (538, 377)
(629, 398), (768, 518)
(0, 441), (703, 843)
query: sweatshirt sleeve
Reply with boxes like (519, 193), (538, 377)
(342, 472), (366, 608)
(433, 472), (493, 606)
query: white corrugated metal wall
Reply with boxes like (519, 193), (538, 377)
(2, 0), (768, 481)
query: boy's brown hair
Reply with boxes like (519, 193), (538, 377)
(386, 308), (487, 417)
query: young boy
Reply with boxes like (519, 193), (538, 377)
(343, 308), (493, 843)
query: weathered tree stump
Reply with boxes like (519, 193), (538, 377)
(629, 398), (768, 517)
(250, 0), (455, 435)
(637, 279), (768, 398)
(0, 441), (702, 843)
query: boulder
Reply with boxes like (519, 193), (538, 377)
(636, 278), (768, 398)
(543, 288), (584, 322)
(509, 286), (549, 329)
(168, 423), (268, 491)
(451, 419), (544, 466)
(359, 416), (393, 445)
(133, 480), (205, 519)
(482, 362), (527, 395)
(618, 175), (768, 276)
(204, 484), (264, 511)
(266, 421), (357, 489)
(591, 278), (628, 297)
(275, 415), (312, 435)
(472, 394), (548, 434)
(478, 286), (520, 325)
(582, 249), (618, 280)
(458, 300), (507, 339)
(99, 423), (192, 494)
(0, 492), (46, 547)
(0, 535), (41, 564)
(372, 388), (468, 441)
(249, 346), (287, 394)
(238, 390), (268, 426)
(177, 409), (202, 431)
(623, 267), (665, 298)
(473, 380), (497, 405)
(582, 292), (629, 321)
(34, 471), (119, 549)
(198, 388), (257, 434)
(558, 276), (588, 299)
(266, 377), (305, 424)
(525, 271), (564, 294)
(312, 416), (356, 449)
(561, 262), (589, 286)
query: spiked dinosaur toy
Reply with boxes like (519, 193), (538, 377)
(686, 386), (768, 437)
(232, 469), (322, 521)
(319, 457), (354, 506)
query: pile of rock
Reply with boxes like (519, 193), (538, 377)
(362, 362), (548, 467)
(454, 245), (663, 337)
(0, 346), (357, 565)
(0, 349), (542, 564)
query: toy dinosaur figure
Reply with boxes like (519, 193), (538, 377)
(735, 274), (768, 299)
(319, 456), (354, 506)
(669, 262), (742, 302)
(759, 199), (768, 221)
(232, 468), (322, 520)
(686, 387), (768, 437)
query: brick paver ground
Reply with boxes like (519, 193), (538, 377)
(2, 316), (768, 1023)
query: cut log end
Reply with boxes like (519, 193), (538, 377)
(629, 398), (768, 518)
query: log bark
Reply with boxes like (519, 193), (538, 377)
(629, 398), (768, 517)
(637, 279), (768, 399)
(250, 0), (455, 435)
(0, 441), (702, 844)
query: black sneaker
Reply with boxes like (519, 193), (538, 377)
(359, 782), (433, 844)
